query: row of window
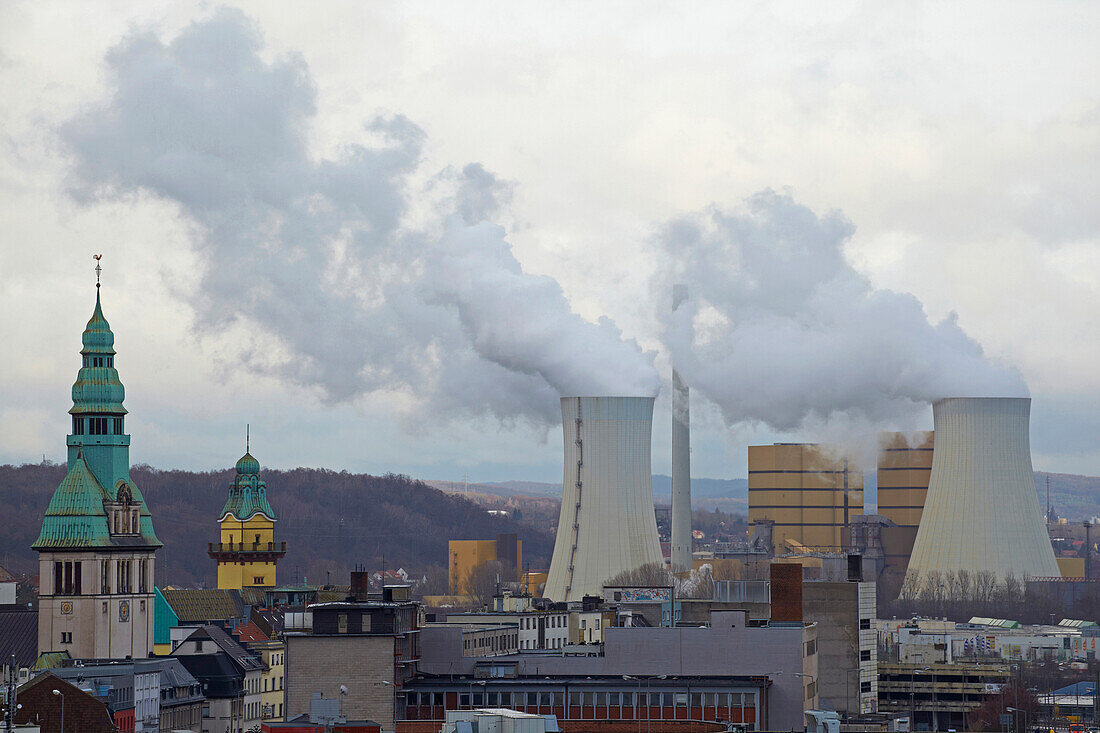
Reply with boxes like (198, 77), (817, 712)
(434, 690), (756, 709)
(52, 558), (150, 595)
(519, 615), (567, 630)
(262, 676), (284, 692)
(72, 416), (124, 435)
(82, 356), (115, 368)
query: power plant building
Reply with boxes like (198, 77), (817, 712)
(904, 397), (1059, 596)
(748, 444), (864, 555)
(448, 534), (522, 595)
(877, 431), (934, 581)
(545, 397), (664, 601)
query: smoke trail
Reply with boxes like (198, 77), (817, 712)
(62, 8), (659, 425)
(654, 190), (1027, 445)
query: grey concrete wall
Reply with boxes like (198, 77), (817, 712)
(287, 635), (396, 730)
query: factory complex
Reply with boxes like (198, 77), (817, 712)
(3, 278), (1097, 733)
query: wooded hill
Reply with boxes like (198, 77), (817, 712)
(0, 462), (554, 589)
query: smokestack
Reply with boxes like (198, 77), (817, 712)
(903, 397), (1059, 597)
(670, 284), (692, 572)
(544, 397), (664, 601)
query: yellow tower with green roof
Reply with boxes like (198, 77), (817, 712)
(208, 432), (286, 589)
(32, 262), (161, 659)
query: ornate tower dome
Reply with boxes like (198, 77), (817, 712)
(210, 428), (285, 589)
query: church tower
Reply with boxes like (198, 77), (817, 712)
(208, 436), (285, 589)
(32, 265), (161, 659)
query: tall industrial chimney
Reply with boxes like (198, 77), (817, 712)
(903, 397), (1059, 597)
(544, 397), (664, 601)
(670, 284), (692, 572)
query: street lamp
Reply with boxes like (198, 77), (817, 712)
(378, 679), (398, 733)
(51, 689), (64, 733)
(794, 672), (817, 712)
(623, 676), (642, 733)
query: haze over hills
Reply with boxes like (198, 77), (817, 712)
(0, 463), (554, 589)
(432, 472), (1100, 519)
(3, 462), (1096, 590)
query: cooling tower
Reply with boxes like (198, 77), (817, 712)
(544, 396), (664, 601)
(904, 397), (1058, 596)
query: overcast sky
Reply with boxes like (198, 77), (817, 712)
(1, 1), (1097, 490)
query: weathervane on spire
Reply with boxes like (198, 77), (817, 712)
(94, 254), (103, 288)
(246, 424), (250, 453)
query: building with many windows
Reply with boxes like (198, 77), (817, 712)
(32, 279), (161, 660)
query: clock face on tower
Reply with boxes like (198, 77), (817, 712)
(119, 600), (130, 622)
(60, 601), (73, 615)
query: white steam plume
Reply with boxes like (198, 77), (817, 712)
(62, 9), (659, 425)
(653, 190), (1027, 452)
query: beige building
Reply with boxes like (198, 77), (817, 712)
(748, 443), (864, 554)
(877, 431), (933, 581)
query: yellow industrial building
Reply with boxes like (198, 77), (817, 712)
(448, 534), (522, 595)
(877, 431), (934, 581)
(748, 443), (864, 554)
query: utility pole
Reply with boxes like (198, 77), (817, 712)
(5, 654), (16, 733)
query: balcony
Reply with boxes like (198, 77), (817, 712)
(207, 541), (287, 560)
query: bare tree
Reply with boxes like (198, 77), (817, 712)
(605, 562), (673, 588)
(464, 560), (504, 609)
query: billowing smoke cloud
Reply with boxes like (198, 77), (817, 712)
(654, 190), (1027, 438)
(62, 9), (659, 425)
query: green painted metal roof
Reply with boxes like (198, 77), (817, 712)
(32, 453), (161, 550)
(219, 452), (277, 522)
(70, 288), (126, 415)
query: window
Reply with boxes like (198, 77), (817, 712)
(254, 577), (264, 584)
(60, 632), (72, 644)
(860, 681), (872, 693)
(338, 614), (348, 633)
(805, 639), (816, 656)
(101, 560), (110, 593)
(860, 649), (871, 661)
(139, 559), (147, 592)
(72, 417), (84, 435)
(859, 618), (871, 630)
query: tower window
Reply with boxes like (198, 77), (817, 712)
(82, 356), (89, 367)
(107, 356), (113, 367)
(113, 418), (124, 434)
(72, 417), (84, 435)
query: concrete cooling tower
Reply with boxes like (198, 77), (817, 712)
(544, 396), (664, 601)
(904, 397), (1058, 597)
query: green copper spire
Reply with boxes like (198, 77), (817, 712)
(34, 262), (161, 550)
(220, 433), (277, 522)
